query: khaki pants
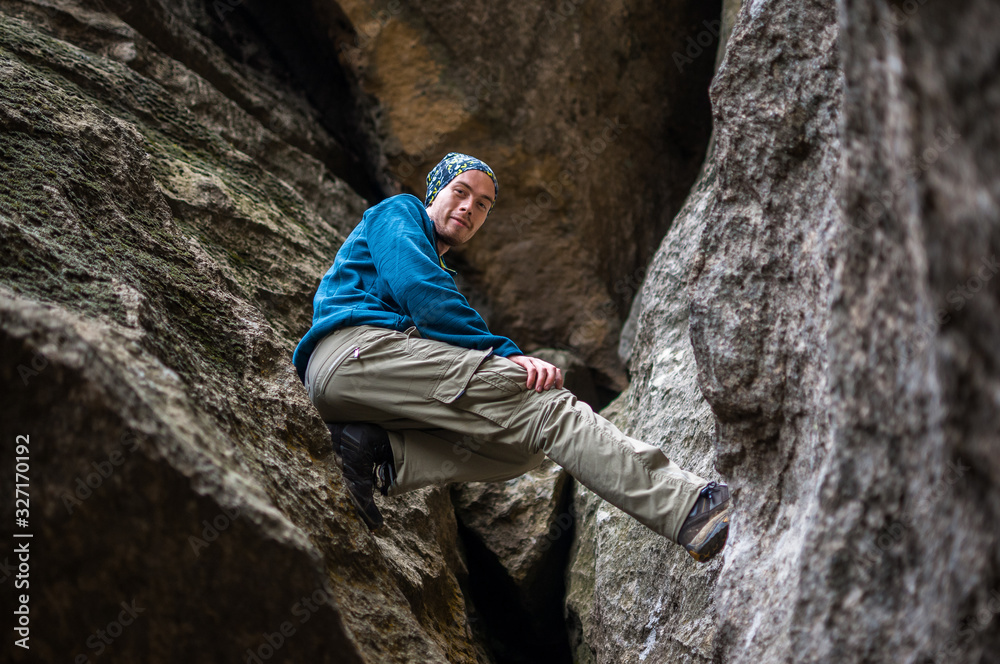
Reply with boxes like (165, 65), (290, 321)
(305, 325), (708, 542)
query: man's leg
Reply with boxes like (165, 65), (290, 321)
(307, 326), (545, 491)
(307, 325), (711, 543)
(381, 428), (546, 495)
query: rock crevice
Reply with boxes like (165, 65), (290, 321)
(3, 0), (998, 662)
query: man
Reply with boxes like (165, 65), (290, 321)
(293, 152), (730, 562)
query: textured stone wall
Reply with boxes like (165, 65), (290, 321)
(569, 0), (1000, 662)
(0, 1), (485, 661)
(3, 0), (997, 662)
(814, 0), (999, 660)
(686, 0), (843, 659)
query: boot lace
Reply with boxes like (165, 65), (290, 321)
(374, 461), (396, 497)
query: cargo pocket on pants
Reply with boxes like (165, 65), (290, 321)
(431, 356), (531, 429)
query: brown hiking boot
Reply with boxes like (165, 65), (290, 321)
(677, 482), (730, 563)
(327, 423), (396, 531)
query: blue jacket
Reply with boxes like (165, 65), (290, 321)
(292, 194), (522, 381)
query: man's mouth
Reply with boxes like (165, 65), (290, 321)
(451, 215), (469, 229)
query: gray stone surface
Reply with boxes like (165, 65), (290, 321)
(570, 0), (1000, 663)
(4, 0), (999, 662)
(0, 3), (483, 661)
(565, 158), (724, 664)
(802, 0), (999, 661)
(686, 1), (842, 661)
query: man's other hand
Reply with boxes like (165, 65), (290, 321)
(508, 355), (564, 392)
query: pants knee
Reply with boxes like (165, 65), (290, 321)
(523, 389), (582, 455)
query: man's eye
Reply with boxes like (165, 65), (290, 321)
(478, 202), (486, 210)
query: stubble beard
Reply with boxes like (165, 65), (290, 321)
(436, 217), (469, 247)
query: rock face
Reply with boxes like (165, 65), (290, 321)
(0, 2), (484, 661)
(3, 0), (999, 662)
(686, 1), (843, 660)
(569, 0), (1000, 663)
(565, 159), (725, 663)
(563, 3), (735, 662)
(796, 0), (999, 660)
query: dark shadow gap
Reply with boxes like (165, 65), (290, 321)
(454, 478), (577, 664)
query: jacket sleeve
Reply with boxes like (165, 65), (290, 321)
(366, 197), (523, 357)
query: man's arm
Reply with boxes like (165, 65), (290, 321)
(366, 196), (522, 356)
(367, 197), (563, 392)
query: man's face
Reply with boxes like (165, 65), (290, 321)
(426, 169), (495, 253)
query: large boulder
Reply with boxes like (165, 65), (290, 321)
(570, 0), (1000, 662)
(563, 2), (738, 660)
(0, 3), (482, 661)
(564, 158), (725, 664)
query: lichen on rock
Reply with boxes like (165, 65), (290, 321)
(4, 0), (999, 662)
(0, 4), (482, 662)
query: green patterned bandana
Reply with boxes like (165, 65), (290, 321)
(424, 152), (499, 213)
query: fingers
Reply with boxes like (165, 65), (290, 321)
(531, 359), (560, 392)
(524, 361), (538, 390)
(541, 365), (560, 391)
(528, 358), (545, 392)
(510, 355), (563, 392)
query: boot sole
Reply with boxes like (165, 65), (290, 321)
(346, 490), (383, 531)
(334, 452), (383, 531)
(682, 510), (730, 563)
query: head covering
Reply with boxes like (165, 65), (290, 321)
(424, 152), (499, 212)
